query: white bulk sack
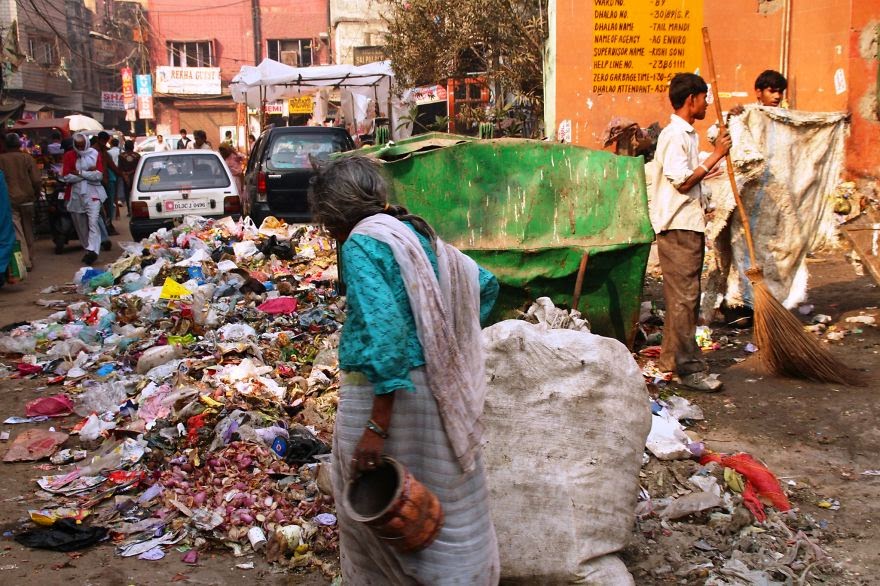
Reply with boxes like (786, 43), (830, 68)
(482, 320), (651, 584)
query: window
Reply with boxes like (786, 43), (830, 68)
(266, 134), (347, 171)
(166, 41), (214, 68)
(138, 154), (230, 192)
(42, 43), (55, 66)
(267, 39), (312, 67)
(25, 38), (55, 65)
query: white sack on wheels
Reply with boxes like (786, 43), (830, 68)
(482, 320), (651, 584)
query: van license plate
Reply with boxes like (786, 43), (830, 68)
(165, 200), (210, 213)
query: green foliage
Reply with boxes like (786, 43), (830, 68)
(382, 0), (549, 98)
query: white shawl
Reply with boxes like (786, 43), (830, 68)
(350, 214), (486, 473)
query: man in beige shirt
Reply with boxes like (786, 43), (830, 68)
(0, 133), (42, 270)
(650, 73), (731, 392)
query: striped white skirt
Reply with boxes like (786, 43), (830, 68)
(331, 368), (500, 585)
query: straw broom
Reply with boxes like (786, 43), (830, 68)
(702, 27), (862, 385)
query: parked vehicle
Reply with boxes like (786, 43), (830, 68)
(243, 127), (355, 225)
(129, 150), (241, 241)
(135, 134), (185, 153)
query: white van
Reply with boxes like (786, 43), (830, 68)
(129, 151), (241, 241)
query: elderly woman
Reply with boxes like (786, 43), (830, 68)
(309, 156), (500, 584)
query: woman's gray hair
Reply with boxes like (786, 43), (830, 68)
(308, 155), (435, 241)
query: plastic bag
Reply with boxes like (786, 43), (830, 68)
(73, 381), (128, 417)
(136, 345), (183, 374)
(15, 519), (108, 552)
(79, 414), (117, 442)
(0, 333), (37, 354)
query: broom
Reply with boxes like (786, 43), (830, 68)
(702, 27), (862, 385)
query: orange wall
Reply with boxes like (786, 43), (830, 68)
(845, 5), (879, 178)
(553, 0), (879, 178)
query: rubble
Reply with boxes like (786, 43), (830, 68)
(630, 293), (842, 584)
(0, 215), (343, 577)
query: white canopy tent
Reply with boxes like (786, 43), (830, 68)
(230, 59), (411, 140)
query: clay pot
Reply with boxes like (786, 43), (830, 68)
(344, 456), (444, 553)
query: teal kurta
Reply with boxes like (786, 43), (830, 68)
(338, 223), (499, 395)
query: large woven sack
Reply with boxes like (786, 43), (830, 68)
(482, 320), (651, 584)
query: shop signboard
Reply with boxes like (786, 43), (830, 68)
(288, 96), (314, 114)
(155, 66), (222, 95)
(121, 67), (136, 109)
(101, 91), (126, 111)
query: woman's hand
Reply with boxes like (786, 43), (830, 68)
(350, 391), (396, 475)
(352, 430), (385, 474)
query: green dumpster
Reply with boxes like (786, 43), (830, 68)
(355, 133), (654, 345)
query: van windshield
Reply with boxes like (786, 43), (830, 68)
(138, 154), (230, 192)
(266, 134), (347, 170)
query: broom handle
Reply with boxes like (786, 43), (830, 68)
(701, 27), (758, 267)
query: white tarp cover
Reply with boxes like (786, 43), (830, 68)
(230, 59), (394, 106)
(230, 59), (411, 139)
(702, 107), (849, 312)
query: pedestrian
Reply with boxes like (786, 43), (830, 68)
(60, 138), (110, 254)
(154, 134), (171, 152)
(247, 133), (256, 154)
(218, 145), (244, 194)
(309, 156), (501, 585)
(650, 73), (732, 392)
(221, 130), (234, 148)
(177, 129), (193, 150)
(0, 132), (41, 271)
(192, 130), (212, 150)
(705, 69), (789, 326)
(65, 133), (107, 266)
(117, 140), (141, 215)
(0, 171), (16, 287)
(47, 131), (64, 156)
(96, 131), (121, 235)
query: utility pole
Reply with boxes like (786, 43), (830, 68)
(252, 0), (262, 65)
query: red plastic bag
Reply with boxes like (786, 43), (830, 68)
(16, 363), (43, 376)
(257, 296), (298, 315)
(25, 394), (74, 418)
(701, 451), (791, 522)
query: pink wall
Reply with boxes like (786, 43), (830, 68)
(147, 0), (330, 83)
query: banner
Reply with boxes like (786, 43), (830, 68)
(264, 101), (285, 116)
(288, 96), (314, 114)
(135, 74), (153, 96)
(121, 67), (136, 109)
(101, 91), (126, 111)
(137, 95), (154, 120)
(155, 66), (221, 95)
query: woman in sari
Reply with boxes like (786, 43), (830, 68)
(309, 156), (500, 585)
(0, 172), (16, 286)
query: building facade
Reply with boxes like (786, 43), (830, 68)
(547, 0), (879, 179)
(146, 0), (331, 144)
(1, 0), (101, 120)
(329, 0), (388, 65)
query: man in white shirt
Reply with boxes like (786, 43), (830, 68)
(154, 135), (171, 152)
(650, 73), (731, 392)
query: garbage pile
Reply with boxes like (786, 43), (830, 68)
(0, 216), (343, 576)
(627, 390), (840, 584)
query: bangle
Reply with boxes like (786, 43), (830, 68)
(698, 163), (710, 174)
(366, 419), (389, 439)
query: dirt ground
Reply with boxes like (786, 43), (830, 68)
(629, 245), (880, 585)
(1, 223), (878, 584)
